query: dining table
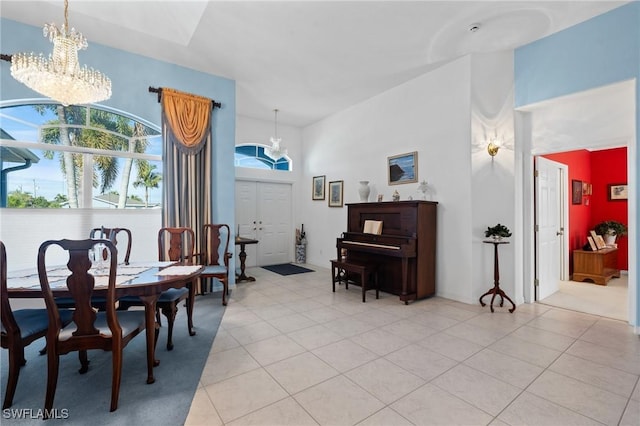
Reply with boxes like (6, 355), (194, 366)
(5, 261), (203, 385)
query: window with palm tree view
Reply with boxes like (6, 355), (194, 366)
(0, 103), (162, 208)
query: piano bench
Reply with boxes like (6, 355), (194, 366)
(330, 259), (379, 303)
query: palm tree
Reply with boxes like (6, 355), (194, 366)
(118, 121), (149, 208)
(36, 105), (151, 208)
(133, 162), (162, 208)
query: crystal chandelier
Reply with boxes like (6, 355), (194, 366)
(264, 108), (287, 161)
(9, 0), (111, 106)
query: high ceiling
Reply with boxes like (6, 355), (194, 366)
(0, 1), (628, 127)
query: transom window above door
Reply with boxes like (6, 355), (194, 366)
(234, 144), (291, 171)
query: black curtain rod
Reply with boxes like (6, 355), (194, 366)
(148, 86), (221, 109)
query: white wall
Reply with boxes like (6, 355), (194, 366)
(0, 209), (161, 271)
(470, 52), (517, 303)
(300, 56), (477, 303)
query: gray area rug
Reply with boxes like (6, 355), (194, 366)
(0, 292), (226, 425)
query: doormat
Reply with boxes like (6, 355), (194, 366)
(262, 263), (315, 276)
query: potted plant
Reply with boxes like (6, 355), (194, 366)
(484, 223), (512, 241)
(594, 220), (627, 244)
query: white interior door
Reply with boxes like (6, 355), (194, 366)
(235, 181), (292, 267)
(535, 156), (566, 300)
(257, 183), (291, 265)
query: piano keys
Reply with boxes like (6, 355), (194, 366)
(336, 200), (437, 303)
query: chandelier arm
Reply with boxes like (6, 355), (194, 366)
(0, 54), (12, 62)
(64, 0), (69, 29)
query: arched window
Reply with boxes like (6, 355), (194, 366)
(235, 144), (291, 171)
(0, 102), (162, 209)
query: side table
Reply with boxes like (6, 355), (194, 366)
(479, 240), (516, 313)
(235, 236), (259, 282)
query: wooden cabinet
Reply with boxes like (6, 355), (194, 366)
(572, 248), (620, 285)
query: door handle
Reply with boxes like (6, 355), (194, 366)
(557, 231), (563, 236)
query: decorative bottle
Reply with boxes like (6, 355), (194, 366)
(358, 181), (370, 202)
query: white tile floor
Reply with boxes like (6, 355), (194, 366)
(185, 266), (640, 426)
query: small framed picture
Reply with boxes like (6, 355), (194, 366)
(312, 175), (325, 200)
(571, 180), (582, 205)
(328, 180), (344, 207)
(582, 182), (592, 196)
(607, 183), (628, 201)
(388, 151), (418, 185)
(587, 236), (598, 251)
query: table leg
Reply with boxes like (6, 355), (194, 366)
(138, 294), (160, 384)
(187, 279), (196, 337)
(236, 244), (256, 282)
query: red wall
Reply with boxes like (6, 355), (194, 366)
(543, 147), (628, 271)
(590, 147), (628, 269)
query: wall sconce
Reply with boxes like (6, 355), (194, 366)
(487, 140), (500, 157)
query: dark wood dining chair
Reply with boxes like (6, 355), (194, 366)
(90, 227), (133, 265)
(198, 224), (232, 305)
(54, 226), (133, 312)
(1, 241), (74, 409)
(119, 227), (196, 350)
(38, 238), (146, 416)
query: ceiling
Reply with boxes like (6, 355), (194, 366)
(0, 0), (634, 148)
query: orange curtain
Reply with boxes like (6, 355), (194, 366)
(161, 88), (211, 154)
(160, 87), (213, 256)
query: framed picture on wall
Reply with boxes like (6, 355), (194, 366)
(328, 180), (344, 207)
(607, 183), (628, 201)
(388, 151), (418, 185)
(312, 175), (325, 200)
(571, 180), (582, 205)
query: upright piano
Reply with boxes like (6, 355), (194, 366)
(336, 200), (437, 304)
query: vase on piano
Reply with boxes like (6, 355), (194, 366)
(358, 181), (370, 202)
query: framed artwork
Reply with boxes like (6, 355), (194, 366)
(388, 151), (418, 185)
(328, 180), (344, 207)
(587, 236), (597, 251)
(571, 180), (582, 205)
(582, 182), (592, 196)
(607, 183), (628, 201)
(312, 175), (325, 200)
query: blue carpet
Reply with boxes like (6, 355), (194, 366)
(261, 263), (314, 276)
(0, 292), (225, 425)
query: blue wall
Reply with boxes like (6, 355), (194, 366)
(515, 2), (640, 326)
(0, 18), (236, 231)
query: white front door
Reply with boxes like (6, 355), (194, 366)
(535, 156), (566, 300)
(235, 181), (259, 267)
(235, 181), (292, 267)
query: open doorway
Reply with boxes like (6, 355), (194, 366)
(535, 148), (629, 321)
(517, 79), (636, 323)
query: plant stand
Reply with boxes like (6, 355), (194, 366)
(479, 240), (515, 313)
